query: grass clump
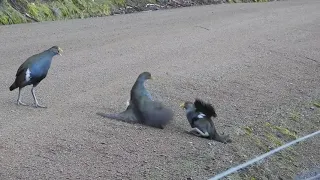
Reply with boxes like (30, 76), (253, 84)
(0, 0), (27, 25)
(27, 2), (55, 21)
(289, 111), (300, 121)
(244, 126), (253, 135)
(273, 126), (297, 139)
(0, 11), (10, 24)
(1, 0), (112, 24)
(313, 102), (320, 108)
(265, 122), (297, 140)
(26, 0), (111, 21)
(266, 133), (283, 147)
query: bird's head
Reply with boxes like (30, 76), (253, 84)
(49, 46), (63, 56)
(180, 101), (194, 110)
(137, 72), (153, 81)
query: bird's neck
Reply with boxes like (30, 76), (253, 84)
(38, 51), (56, 62)
(44, 50), (57, 57)
(185, 107), (196, 114)
(131, 78), (152, 100)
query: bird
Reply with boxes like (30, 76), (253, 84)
(97, 72), (173, 129)
(9, 46), (63, 108)
(180, 98), (231, 143)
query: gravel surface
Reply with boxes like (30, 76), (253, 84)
(0, 0), (319, 179)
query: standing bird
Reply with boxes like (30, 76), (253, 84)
(180, 99), (231, 143)
(9, 46), (63, 108)
(97, 72), (173, 129)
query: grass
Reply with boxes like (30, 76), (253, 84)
(313, 101), (320, 108)
(265, 122), (297, 140)
(0, 1), (27, 24)
(1, 0), (276, 25)
(0, 0), (113, 25)
(289, 111), (301, 121)
(244, 126), (253, 135)
(236, 98), (320, 179)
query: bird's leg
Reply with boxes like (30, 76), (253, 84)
(31, 87), (47, 108)
(17, 88), (27, 106)
(189, 128), (209, 137)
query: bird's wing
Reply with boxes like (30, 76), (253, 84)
(140, 100), (173, 129)
(194, 99), (217, 118)
(15, 54), (42, 77)
(193, 118), (211, 134)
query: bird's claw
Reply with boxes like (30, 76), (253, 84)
(17, 101), (28, 106)
(189, 130), (201, 137)
(34, 103), (47, 108)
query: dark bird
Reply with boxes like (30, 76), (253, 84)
(9, 46), (63, 108)
(97, 72), (173, 129)
(180, 99), (231, 143)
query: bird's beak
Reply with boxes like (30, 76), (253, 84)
(58, 47), (63, 56)
(179, 102), (185, 108)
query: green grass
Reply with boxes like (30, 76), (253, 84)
(313, 102), (320, 108)
(0, 0), (27, 25)
(0, 0), (276, 25)
(289, 111), (301, 121)
(0, 0), (113, 24)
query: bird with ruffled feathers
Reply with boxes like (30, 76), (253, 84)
(97, 72), (173, 129)
(180, 98), (231, 143)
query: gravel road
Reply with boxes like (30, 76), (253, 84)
(0, 0), (319, 179)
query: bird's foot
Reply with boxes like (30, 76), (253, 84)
(189, 130), (202, 137)
(217, 134), (232, 144)
(34, 103), (47, 108)
(17, 101), (28, 106)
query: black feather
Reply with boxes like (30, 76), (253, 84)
(194, 98), (217, 118)
(182, 99), (231, 143)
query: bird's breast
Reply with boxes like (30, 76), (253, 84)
(29, 60), (52, 76)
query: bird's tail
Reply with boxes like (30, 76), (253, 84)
(213, 133), (232, 144)
(9, 82), (17, 91)
(96, 106), (138, 124)
(96, 112), (124, 120)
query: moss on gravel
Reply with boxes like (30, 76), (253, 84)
(265, 122), (297, 140)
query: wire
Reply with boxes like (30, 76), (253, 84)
(208, 130), (320, 180)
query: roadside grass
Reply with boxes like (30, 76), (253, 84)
(1, 0), (275, 25)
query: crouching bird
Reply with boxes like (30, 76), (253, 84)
(180, 99), (231, 143)
(9, 46), (63, 108)
(97, 72), (173, 129)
